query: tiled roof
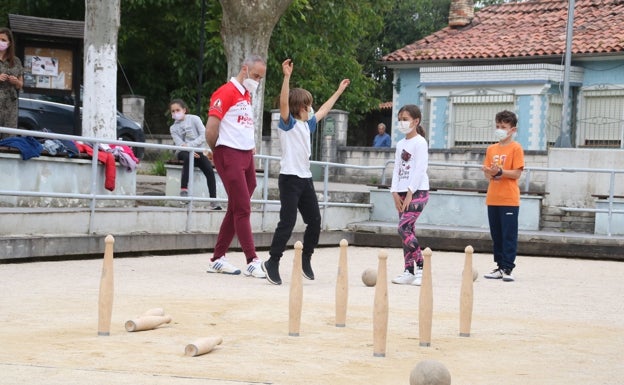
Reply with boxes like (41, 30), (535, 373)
(379, 101), (393, 110)
(382, 0), (624, 63)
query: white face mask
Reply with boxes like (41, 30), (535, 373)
(242, 69), (259, 93)
(0, 41), (9, 51)
(172, 112), (184, 121)
(308, 107), (315, 120)
(494, 128), (509, 141)
(397, 121), (413, 134)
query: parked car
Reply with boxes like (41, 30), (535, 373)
(17, 94), (145, 159)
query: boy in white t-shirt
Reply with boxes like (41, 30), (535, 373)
(262, 59), (350, 285)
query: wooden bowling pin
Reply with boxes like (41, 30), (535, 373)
(335, 239), (349, 327)
(418, 247), (433, 347)
(185, 336), (223, 357)
(125, 315), (172, 332)
(459, 245), (474, 337)
(373, 250), (388, 357)
(141, 308), (165, 317)
(289, 241), (304, 336)
(97, 234), (115, 336)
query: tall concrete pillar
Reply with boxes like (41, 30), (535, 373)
(319, 109), (349, 163)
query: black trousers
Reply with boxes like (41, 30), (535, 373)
(269, 174), (321, 260)
(177, 151), (217, 198)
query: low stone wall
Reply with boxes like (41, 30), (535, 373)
(0, 151), (136, 208)
(369, 188), (543, 231)
(335, 147), (549, 192)
(164, 162), (227, 207)
(594, 198), (624, 235)
(541, 206), (595, 234)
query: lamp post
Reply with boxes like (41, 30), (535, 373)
(556, 0), (574, 148)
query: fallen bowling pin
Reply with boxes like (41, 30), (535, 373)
(184, 336), (223, 357)
(125, 315), (172, 332)
(141, 308), (165, 317)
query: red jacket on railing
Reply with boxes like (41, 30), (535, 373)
(74, 142), (116, 191)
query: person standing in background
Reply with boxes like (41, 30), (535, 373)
(372, 122), (391, 148)
(482, 110), (524, 282)
(0, 27), (24, 138)
(204, 55), (267, 279)
(390, 104), (430, 286)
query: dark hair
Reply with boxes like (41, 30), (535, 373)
(0, 27), (17, 67)
(398, 104), (426, 138)
(169, 98), (188, 110)
(495, 110), (518, 127)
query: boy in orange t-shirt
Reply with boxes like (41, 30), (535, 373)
(482, 110), (524, 282)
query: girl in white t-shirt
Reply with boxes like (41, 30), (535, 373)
(390, 104), (430, 286)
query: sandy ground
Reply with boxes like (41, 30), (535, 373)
(1, 245), (623, 385)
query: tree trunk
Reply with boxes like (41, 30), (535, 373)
(83, 0), (120, 140)
(218, 0), (293, 153)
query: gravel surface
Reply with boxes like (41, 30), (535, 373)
(1, 246), (622, 385)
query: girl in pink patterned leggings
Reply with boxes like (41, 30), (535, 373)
(390, 104), (430, 286)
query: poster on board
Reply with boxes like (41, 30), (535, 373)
(23, 47), (73, 91)
(31, 56), (59, 77)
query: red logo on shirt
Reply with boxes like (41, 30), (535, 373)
(237, 115), (254, 125)
(210, 98), (223, 114)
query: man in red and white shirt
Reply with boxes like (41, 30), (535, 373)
(205, 55), (267, 278)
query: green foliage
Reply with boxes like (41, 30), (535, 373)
(0, 0), (84, 24)
(268, 0), (394, 128)
(367, 0), (451, 102)
(117, 0), (227, 134)
(3, 0), (452, 140)
(148, 151), (174, 176)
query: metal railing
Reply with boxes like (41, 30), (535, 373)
(2, 127), (623, 236)
(380, 160), (624, 236)
(0, 127), (380, 233)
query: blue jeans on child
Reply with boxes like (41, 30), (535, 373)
(487, 205), (519, 271)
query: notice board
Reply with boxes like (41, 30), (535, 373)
(23, 46), (73, 91)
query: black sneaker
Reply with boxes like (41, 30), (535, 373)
(301, 256), (315, 280)
(261, 259), (281, 285)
